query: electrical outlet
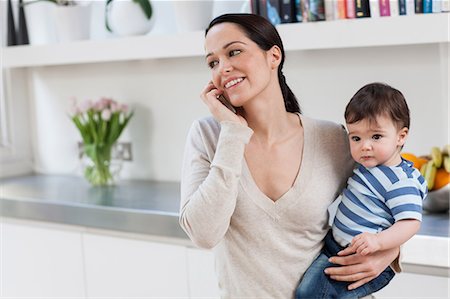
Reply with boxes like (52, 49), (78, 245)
(116, 142), (133, 161)
(78, 142), (133, 161)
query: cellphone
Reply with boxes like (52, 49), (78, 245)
(217, 94), (237, 114)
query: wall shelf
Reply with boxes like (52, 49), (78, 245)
(1, 13), (448, 68)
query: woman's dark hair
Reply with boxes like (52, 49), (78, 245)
(205, 13), (301, 114)
(345, 82), (410, 129)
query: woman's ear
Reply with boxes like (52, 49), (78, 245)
(398, 127), (409, 146)
(268, 45), (282, 69)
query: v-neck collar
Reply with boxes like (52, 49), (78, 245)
(240, 114), (315, 217)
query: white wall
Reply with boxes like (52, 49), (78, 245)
(28, 57), (210, 181)
(27, 42), (449, 181)
(2, 1), (448, 181)
(284, 43), (449, 152)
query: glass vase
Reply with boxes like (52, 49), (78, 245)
(79, 143), (123, 186)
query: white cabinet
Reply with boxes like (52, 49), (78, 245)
(0, 218), (218, 299)
(83, 232), (189, 298)
(0, 221), (85, 297)
(187, 248), (220, 298)
(374, 272), (450, 298)
(1, 218), (449, 298)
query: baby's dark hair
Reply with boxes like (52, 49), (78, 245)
(345, 82), (410, 129)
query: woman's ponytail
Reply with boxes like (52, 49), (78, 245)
(279, 71), (301, 113)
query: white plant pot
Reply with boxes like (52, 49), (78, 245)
(54, 4), (92, 42)
(107, 0), (155, 36)
(23, 0), (57, 45)
(173, 0), (214, 33)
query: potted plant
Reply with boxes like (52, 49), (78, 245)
(69, 97), (134, 186)
(105, 0), (154, 36)
(23, 0), (91, 42)
(25, 0), (77, 5)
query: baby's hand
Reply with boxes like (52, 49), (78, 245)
(351, 232), (381, 256)
(337, 232), (381, 256)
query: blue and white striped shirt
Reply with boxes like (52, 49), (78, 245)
(331, 159), (427, 247)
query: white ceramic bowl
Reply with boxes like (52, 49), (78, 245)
(423, 184), (450, 213)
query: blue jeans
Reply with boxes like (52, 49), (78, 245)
(295, 231), (395, 299)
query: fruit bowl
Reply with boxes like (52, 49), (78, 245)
(423, 185), (450, 213)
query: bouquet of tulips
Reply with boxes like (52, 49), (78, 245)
(69, 97), (133, 186)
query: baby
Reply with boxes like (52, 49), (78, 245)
(295, 82), (428, 299)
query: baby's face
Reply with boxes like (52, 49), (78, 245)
(346, 114), (408, 168)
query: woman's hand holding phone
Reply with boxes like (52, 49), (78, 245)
(201, 81), (247, 126)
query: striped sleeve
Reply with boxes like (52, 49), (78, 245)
(384, 173), (425, 222)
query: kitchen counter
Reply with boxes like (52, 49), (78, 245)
(1, 174), (449, 276)
(1, 174), (448, 238)
(0, 174), (186, 239)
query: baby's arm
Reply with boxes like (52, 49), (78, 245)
(339, 219), (421, 256)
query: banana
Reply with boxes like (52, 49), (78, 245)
(431, 146), (443, 168)
(442, 144), (450, 156)
(424, 161), (437, 190)
(444, 156), (450, 173)
(420, 163), (427, 176)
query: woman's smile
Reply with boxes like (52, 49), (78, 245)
(224, 77), (245, 89)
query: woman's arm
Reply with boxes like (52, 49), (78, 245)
(179, 120), (253, 249)
(324, 246), (400, 290)
(180, 82), (253, 249)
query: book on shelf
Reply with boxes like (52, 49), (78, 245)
(406, 0), (416, 14)
(442, 0), (450, 11)
(252, 0), (445, 27)
(369, 0), (381, 16)
(299, 0), (311, 21)
(346, 0), (356, 17)
(355, 0), (371, 17)
(308, 0), (326, 20)
(431, 0), (441, 12)
(256, 0), (283, 25)
(258, 0), (268, 18)
(295, 0), (304, 21)
(390, 0), (400, 15)
(279, 0), (297, 22)
(423, 0), (432, 12)
(399, 0), (407, 14)
(251, 0), (260, 14)
(335, 0), (347, 18)
(415, 0), (424, 13)
(324, 0), (335, 19)
(379, 0), (391, 15)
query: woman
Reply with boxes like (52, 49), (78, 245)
(179, 13), (400, 298)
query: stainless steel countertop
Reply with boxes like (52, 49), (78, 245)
(0, 174), (448, 238)
(0, 174), (188, 239)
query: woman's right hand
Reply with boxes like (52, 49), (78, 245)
(201, 81), (247, 126)
(325, 246), (399, 290)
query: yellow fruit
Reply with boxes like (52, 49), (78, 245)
(424, 161), (437, 190)
(420, 163), (427, 176)
(431, 147), (442, 168)
(434, 168), (450, 190)
(442, 144), (450, 156)
(444, 156), (450, 173)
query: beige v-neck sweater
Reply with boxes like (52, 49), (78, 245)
(180, 115), (354, 299)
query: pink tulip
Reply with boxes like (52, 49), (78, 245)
(68, 106), (81, 117)
(68, 97), (80, 116)
(110, 102), (120, 113)
(101, 109), (112, 121)
(120, 104), (129, 114)
(79, 99), (93, 113)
